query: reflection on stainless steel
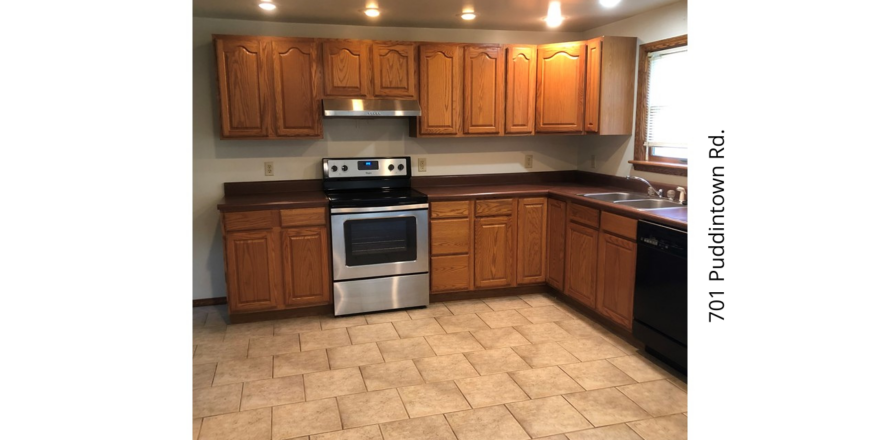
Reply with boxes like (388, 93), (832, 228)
(322, 98), (422, 117)
(331, 204), (429, 214)
(334, 273), (429, 316)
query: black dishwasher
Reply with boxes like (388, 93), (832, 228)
(632, 220), (687, 374)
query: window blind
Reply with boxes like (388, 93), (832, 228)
(645, 46), (688, 159)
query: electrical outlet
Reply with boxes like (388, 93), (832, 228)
(418, 158), (427, 172)
(264, 161), (274, 176)
(591, 154), (596, 169)
(525, 154), (533, 169)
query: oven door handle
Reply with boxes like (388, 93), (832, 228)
(330, 203), (429, 214)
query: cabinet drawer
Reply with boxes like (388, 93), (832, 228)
(224, 211), (275, 232)
(431, 255), (470, 293)
(431, 219), (471, 256)
(475, 198), (514, 217)
(601, 211), (637, 240)
(431, 201), (470, 219)
(568, 203), (599, 228)
(280, 207), (326, 227)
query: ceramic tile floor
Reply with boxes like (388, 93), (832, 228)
(193, 293), (687, 440)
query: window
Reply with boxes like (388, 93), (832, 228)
(632, 35), (688, 176)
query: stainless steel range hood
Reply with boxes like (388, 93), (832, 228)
(322, 99), (421, 117)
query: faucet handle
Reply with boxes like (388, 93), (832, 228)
(676, 187), (687, 204)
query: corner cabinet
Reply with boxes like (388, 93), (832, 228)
(213, 35), (322, 139)
(221, 207), (331, 315)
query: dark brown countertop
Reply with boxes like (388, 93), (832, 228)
(416, 183), (687, 230)
(217, 191), (328, 212)
(216, 172), (687, 230)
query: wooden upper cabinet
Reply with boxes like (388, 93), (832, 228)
(270, 38), (323, 137)
(585, 39), (602, 133)
(322, 40), (371, 97)
(546, 198), (566, 290)
(419, 44), (463, 135)
(224, 230), (279, 312)
(536, 42), (585, 133)
(505, 45), (537, 135)
(463, 45), (504, 135)
(372, 42), (417, 98)
(593, 36), (637, 135)
(474, 215), (516, 289)
(596, 232), (637, 329)
(565, 221), (599, 308)
(214, 36), (271, 138)
(517, 198), (547, 285)
(280, 226), (331, 308)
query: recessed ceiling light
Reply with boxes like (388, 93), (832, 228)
(364, 8), (380, 17)
(599, 0), (622, 7)
(461, 11), (476, 20)
(545, 1), (563, 28)
(258, 1), (276, 11)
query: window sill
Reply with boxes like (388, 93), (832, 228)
(629, 160), (688, 177)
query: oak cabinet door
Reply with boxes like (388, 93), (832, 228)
(372, 42), (417, 98)
(585, 39), (602, 133)
(596, 232), (637, 329)
(536, 43), (586, 133)
(214, 36), (271, 138)
(463, 45), (504, 135)
(323, 40), (371, 97)
(474, 215), (516, 289)
(419, 44), (463, 135)
(280, 227), (331, 307)
(269, 38), (323, 137)
(546, 199), (566, 290)
(431, 255), (471, 293)
(505, 45), (537, 135)
(224, 230), (279, 312)
(564, 221), (599, 308)
(517, 197), (547, 284)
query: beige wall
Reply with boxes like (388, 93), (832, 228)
(576, 0), (688, 185)
(193, 18), (587, 299)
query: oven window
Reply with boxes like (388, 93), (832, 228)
(344, 217), (417, 267)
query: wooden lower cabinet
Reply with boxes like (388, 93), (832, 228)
(517, 198), (547, 284)
(431, 255), (471, 292)
(596, 232), (637, 329)
(564, 221), (599, 308)
(474, 215), (516, 289)
(546, 199), (566, 290)
(224, 230), (279, 312)
(221, 207), (330, 315)
(280, 226), (330, 307)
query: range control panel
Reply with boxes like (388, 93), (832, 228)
(323, 157), (410, 179)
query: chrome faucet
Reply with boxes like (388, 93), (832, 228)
(627, 176), (661, 197)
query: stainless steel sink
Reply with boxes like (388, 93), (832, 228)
(580, 192), (647, 202)
(614, 199), (683, 210)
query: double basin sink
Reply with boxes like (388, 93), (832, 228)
(580, 192), (686, 211)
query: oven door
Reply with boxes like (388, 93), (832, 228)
(330, 204), (429, 281)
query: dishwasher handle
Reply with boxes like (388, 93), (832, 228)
(637, 221), (687, 259)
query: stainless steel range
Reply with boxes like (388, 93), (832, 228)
(323, 157), (429, 316)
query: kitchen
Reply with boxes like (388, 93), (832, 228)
(194, 1), (688, 439)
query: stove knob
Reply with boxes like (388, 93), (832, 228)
(331, 165), (338, 172)
(388, 164), (395, 171)
(341, 165), (348, 172)
(398, 164), (404, 171)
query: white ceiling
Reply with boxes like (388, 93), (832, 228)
(193, 0), (681, 32)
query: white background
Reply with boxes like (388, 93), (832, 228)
(2, 0), (878, 438)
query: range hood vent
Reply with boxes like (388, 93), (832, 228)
(322, 99), (421, 117)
